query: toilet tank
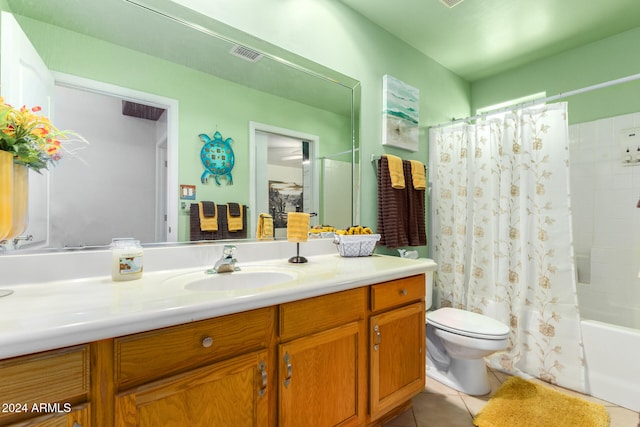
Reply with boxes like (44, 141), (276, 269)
(425, 269), (433, 310)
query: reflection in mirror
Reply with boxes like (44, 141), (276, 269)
(1, 0), (360, 251)
(50, 84), (171, 248)
(250, 124), (320, 240)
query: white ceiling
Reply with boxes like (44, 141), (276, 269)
(339, 0), (640, 81)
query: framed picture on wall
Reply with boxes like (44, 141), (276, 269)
(269, 180), (304, 229)
(382, 74), (420, 152)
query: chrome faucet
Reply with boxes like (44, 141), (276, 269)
(209, 245), (240, 274)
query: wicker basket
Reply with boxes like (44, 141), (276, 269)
(333, 234), (381, 257)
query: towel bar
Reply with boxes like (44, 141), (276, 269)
(370, 154), (428, 174)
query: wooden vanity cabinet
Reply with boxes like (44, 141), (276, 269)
(0, 345), (90, 427)
(114, 350), (269, 426)
(110, 307), (275, 427)
(0, 274), (428, 427)
(368, 275), (426, 423)
(278, 288), (367, 427)
(5, 404), (90, 427)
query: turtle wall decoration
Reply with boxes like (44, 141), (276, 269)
(199, 131), (235, 185)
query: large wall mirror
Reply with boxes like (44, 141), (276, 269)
(1, 0), (360, 251)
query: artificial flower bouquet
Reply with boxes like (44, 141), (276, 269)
(0, 96), (86, 172)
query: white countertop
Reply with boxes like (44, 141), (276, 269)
(0, 252), (436, 359)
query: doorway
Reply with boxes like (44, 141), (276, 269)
(249, 122), (319, 239)
(51, 73), (179, 246)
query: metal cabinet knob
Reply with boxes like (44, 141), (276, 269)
(400, 288), (407, 296)
(202, 336), (214, 348)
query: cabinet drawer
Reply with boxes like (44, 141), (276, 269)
(115, 307), (275, 388)
(279, 288), (366, 341)
(370, 275), (425, 312)
(0, 345), (89, 423)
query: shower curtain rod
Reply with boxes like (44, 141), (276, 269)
(321, 149), (353, 159)
(432, 72), (640, 128)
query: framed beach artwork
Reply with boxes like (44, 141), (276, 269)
(382, 75), (420, 152)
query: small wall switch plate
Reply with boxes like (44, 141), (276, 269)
(180, 184), (196, 200)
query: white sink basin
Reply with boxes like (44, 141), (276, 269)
(165, 268), (298, 292)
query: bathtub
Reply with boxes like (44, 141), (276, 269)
(581, 320), (640, 411)
(578, 280), (639, 411)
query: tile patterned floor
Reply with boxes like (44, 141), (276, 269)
(383, 369), (640, 427)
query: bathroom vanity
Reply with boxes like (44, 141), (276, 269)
(0, 241), (436, 426)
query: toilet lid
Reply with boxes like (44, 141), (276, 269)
(427, 307), (510, 340)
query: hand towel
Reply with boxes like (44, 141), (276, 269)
(287, 212), (310, 243)
(201, 201), (216, 217)
(198, 202), (218, 231)
(409, 160), (426, 190)
(257, 213), (274, 240)
(227, 202), (241, 216)
(376, 157), (426, 248)
(226, 203), (243, 232)
(383, 154), (405, 189)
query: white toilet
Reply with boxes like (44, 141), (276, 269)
(423, 272), (510, 395)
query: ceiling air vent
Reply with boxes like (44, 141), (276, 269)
(440, 0), (464, 8)
(122, 101), (165, 121)
(229, 45), (263, 63)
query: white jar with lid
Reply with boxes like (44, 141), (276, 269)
(111, 238), (144, 281)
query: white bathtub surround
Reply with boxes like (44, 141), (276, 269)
(569, 111), (640, 331)
(0, 240), (437, 359)
(581, 320), (640, 412)
(430, 103), (587, 393)
(568, 111), (640, 411)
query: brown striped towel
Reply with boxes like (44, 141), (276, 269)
(376, 157), (426, 248)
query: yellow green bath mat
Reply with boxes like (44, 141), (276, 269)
(473, 376), (610, 427)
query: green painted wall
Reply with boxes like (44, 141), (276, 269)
(182, 0), (471, 256)
(4, 1), (472, 254)
(471, 26), (640, 125)
(12, 15), (352, 241)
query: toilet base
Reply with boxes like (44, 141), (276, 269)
(426, 357), (491, 396)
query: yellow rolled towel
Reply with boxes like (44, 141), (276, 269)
(287, 212), (310, 243)
(198, 202), (218, 231)
(226, 203), (244, 232)
(409, 160), (426, 190)
(383, 154), (405, 189)
(257, 213), (274, 240)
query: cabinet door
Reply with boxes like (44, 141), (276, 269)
(279, 321), (364, 427)
(5, 403), (90, 427)
(369, 302), (425, 420)
(114, 350), (269, 427)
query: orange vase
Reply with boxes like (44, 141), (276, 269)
(0, 151), (13, 241)
(7, 163), (28, 239)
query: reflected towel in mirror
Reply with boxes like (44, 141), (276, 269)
(198, 202), (218, 231)
(257, 213), (274, 240)
(227, 203), (243, 232)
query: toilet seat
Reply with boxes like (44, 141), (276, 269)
(427, 307), (510, 340)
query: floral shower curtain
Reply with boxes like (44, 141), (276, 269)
(429, 102), (586, 393)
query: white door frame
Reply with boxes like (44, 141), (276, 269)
(249, 121), (320, 239)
